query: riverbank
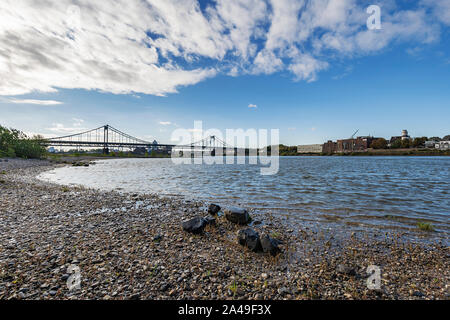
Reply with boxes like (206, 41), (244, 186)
(295, 149), (450, 156)
(0, 158), (448, 300)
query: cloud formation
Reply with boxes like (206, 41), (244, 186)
(8, 99), (63, 105)
(0, 0), (448, 97)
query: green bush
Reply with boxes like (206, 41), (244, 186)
(0, 125), (47, 159)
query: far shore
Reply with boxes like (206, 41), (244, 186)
(0, 158), (448, 300)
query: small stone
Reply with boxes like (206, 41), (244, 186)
(412, 291), (424, 297)
(204, 216), (216, 226)
(336, 264), (356, 276)
(261, 273), (269, 279)
(130, 293), (140, 300)
(277, 287), (290, 296)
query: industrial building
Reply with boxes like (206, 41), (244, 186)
(322, 136), (380, 153)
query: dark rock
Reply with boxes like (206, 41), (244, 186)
(153, 235), (162, 242)
(260, 235), (281, 256)
(208, 204), (221, 215)
(336, 264), (356, 276)
(182, 217), (207, 234)
(225, 207), (251, 225)
(238, 228), (262, 252)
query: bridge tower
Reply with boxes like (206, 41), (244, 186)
(103, 125), (109, 154)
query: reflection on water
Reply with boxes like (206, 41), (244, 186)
(38, 156), (450, 239)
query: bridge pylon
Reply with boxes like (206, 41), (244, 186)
(103, 125), (109, 154)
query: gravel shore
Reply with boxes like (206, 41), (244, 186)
(0, 158), (448, 300)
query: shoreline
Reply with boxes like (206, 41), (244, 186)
(0, 159), (448, 300)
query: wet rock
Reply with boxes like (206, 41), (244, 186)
(336, 264), (356, 276)
(238, 228), (262, 252)
(208, 204), (221, 215)
(260, 235), (281, 256)
(225, 207), (251, 225)
(182, 217), (207, 234)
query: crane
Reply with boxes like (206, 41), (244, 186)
(350, 129), (359, 139)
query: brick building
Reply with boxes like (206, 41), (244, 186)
(322, 136), (379, 153)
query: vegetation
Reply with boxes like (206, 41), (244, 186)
(417, 222), (435, 232)
(411, 137), (427, 148)
(370, 138), (387, 149)
(0, 125), (46, 159)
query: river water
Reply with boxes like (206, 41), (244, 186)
(38, 156), (450, 241)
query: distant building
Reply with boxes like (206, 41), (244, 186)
(297, 144), (323, 154)
(425, 140), (438, 148)
(436, 141), (450, 150)
(401, 130), (411, 140)
(390, 129), (411, 145)
(322, 136), (379, 153)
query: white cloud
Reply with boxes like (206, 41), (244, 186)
(0, 0), (448, 97)
(8, 99), (63, 105)
(248, 104), (258, 109)
(422, 0), (450, 25)
(159, 121), (172, 126)
(47, 123), (87, 134)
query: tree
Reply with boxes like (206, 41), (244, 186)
(0, 125), (46, 158)
(443, 135), (450, 141)
(390, 139), (402, 149)
(412, 137), (427, 148)
(401, 139), (411, 148)
(370, 138), (387, 149)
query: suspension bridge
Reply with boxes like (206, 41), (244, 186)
(43, 124), (234, 156)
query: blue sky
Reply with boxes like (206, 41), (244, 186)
(0, 0), (449, 146)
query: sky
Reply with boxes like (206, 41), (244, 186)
(0, 0), (449, 146)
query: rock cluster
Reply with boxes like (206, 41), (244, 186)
(182, 205), (281, 257)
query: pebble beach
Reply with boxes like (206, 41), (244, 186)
(0, 158), (448, 300)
